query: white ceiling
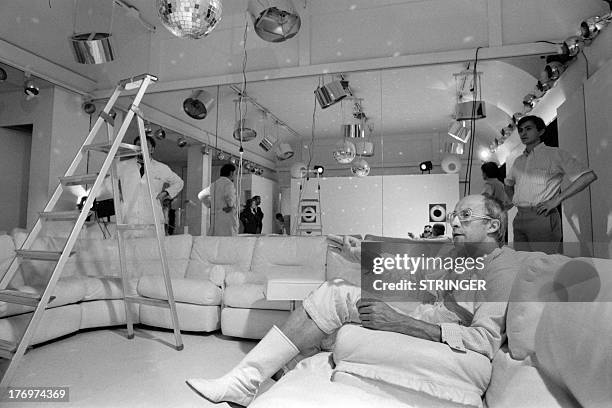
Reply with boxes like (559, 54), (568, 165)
(1, 0), (609, 167)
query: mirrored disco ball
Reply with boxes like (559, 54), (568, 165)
(351, 159), (370, 177)
(332, 139), (356, 164)
(157, 0), (222, 39)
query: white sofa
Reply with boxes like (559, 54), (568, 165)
(1, 231), (610, 407)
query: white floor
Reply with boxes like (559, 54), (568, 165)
(1, 326), (258, 408)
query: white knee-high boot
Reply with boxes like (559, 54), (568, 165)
(186, 325), (300, 406)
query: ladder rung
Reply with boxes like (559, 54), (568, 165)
(0, 338), (17, 359)
(84, 142), (142, 158)
(39, 210), (81, 221)
(0, 289), (55, 307)
(119, 73), (158, 90)
(15, 250), (74, 261)
(124, 296), (170, 309)
(117, 223), (156, 231)
(59, 174), (100, 186)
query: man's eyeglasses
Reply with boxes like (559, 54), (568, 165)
(446, 208), (495, 223)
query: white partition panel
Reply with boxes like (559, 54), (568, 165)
(291, 174), (459, 238)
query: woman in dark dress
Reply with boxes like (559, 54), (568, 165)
(240, 199), (259, 234)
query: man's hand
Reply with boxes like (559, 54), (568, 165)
(536, 197), (560, 216)
(357, 299), (404, 331)
(327, 234), (362, 263)
(222, 206), (234, 213)
(156, 191), (170, 201)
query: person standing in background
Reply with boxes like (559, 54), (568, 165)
(252, 195), (264, 234)
(240, 199), (259, 234)
(198, 163), (238, 236)
(107, 135), (183, 235)
(504, 115), (597, 253)
(274, 213), (287, 235)
(481, 162), (510, 210)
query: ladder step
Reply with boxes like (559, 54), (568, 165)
(15, 250), (74, 261)
(0, 338), (17, 359)
(84, 142), (142, 158)
(124, 296), (170, 309)
(0, 289), (55, 307)
(117, 223), (156, 231)
(119, 73), (158, 90)
(59, 174), (101, 186)
(39, 210), (81, 221)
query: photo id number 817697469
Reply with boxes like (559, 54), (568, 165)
(3, 387), (69, 402)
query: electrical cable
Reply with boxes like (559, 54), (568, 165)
(464, 47), (482, 196)
(581, 49), (590, 78)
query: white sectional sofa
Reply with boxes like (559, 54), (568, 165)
(1, 230), (611, 407)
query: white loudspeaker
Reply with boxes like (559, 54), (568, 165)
(429, 204), (447, 222)
(441, 155), (462, 174)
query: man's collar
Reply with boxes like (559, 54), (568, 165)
(523, 142), (544, 156)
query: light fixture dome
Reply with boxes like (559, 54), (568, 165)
(247, 0), (301, 43)
(157, 0), (222, 39)
(350, 159), (370, 177)
(441, 155), (461, 174)
(233, 118), (258, 142)
(183, 90), (215, 120)
(332, 139), (356, 164)
(275, 142), (294, 160)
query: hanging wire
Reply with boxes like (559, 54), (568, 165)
(464, 47), (482, 196)
(108, 0), (116, 35)
(72, 0), (78, 34)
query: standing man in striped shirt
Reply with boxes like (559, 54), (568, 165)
(504, 115), (597, 253)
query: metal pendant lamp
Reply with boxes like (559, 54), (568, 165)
(315, 79), (351, 109)
(183, 90), (215, 120)
(70, 1), (116, 64)
(247, 0), (301, 43)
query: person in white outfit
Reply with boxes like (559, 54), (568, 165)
(186, 194), (519, 406)
(107, 136), (183, 234)
(198, 163), (238, 236)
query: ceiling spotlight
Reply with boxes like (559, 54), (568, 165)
(217, 151), (227, 161)
(157, 0), (222, 39)
(563, 36), (584, 58)
(154, 128), (166, 140)
(419, 161), (433, 174)
(229, 156), (239, 165)
(233, 118), (258, 142)
(580, 15), (606, 39)
(82, 100), (96, 115)
(259, 133), (278, 152)
(23, 73), (39, 100)
(500, 124), (515, 138)
(255, 168), (264, 176)
(314, 79), (351, 109)
(523, 93), (538, 111)
(313, 165), (325, 175)
(183, 90), (215, 120)
(144, 122), (153, 136)
(543, 61), (566, 82)
(247, 0), (301, 43)
(0, 67), (7, 82)
(177, 137), (187, 147)
(512, 112), (524, 124)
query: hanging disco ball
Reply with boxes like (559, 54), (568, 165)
(332, 139), (356, 164)
(350, 158), (370, 177)
(157, 0), (222, 40)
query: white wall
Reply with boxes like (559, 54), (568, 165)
(291, 174), (459, 238)
(0, 126), (31, 232)
(0, 87), (90, 228)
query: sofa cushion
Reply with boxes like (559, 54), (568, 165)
(137, 276), (222, 306)
(186, 236), (257, 282)
(485, 347), (577, 408)
(506, 254), (611, 360)
(81, 276), (137, 300)
(333, 325), (491, 407)
(250, 236), (327, 281)
(535, 300), (612, 408)
(223, 284), (291, 310)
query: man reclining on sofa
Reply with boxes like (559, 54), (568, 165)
(186, 194), (520, 406)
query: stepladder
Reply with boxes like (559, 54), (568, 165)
(0, 73), (183, 391)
